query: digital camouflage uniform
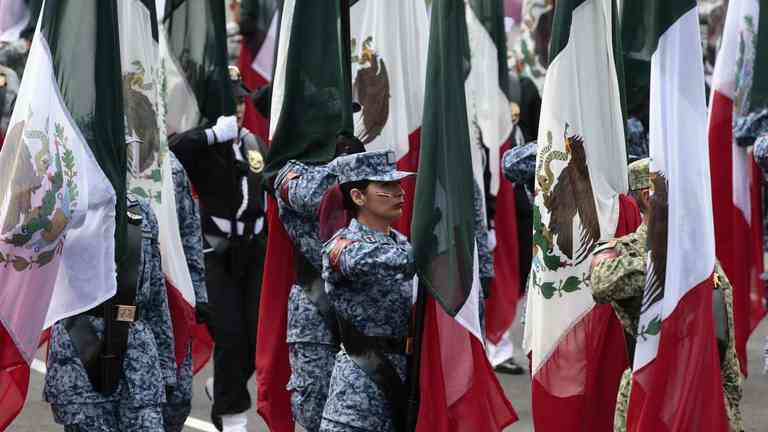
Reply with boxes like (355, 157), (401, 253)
(625, 117), (649, 163)
(45, 196), (176, 432)
(275, 160), (339, 431)
(320, 219), (415, 432)
(473, 179), (494, 280)
(502, 142), (536, 186)
(590, 225), (743, 432)
(733, 108), (768, 171)
(473, 179), (493, 332)
(163, 152), (208, 432)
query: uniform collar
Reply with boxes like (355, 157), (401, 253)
(349, 218), (398, 244)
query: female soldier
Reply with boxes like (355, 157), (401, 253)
(319, 150), (415, 432)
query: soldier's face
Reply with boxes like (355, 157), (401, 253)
(353, 181), (405, 223)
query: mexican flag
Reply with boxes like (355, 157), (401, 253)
(708, 0), (766, 377)
(349, 0), (428, 237)
(238, 0), (280, 141)
(256, 1), (352, 430)
(0, 1), (126, 428)
(411, 0), (517, 430)
(119, 0), (202, 371)
(159, 0), (234, 135)
(523, 0), (636, 430)
(463, 0), (523, 351)
(624, 1), (729, 430)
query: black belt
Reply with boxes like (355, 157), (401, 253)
(63, 202), (143, 395)
(338, 317), (411, 432)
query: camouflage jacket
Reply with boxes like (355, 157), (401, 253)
(715, 265), (743, 432)
(473, 180), (493, 279)
(589, 223), (647, 336)
(170, 152), (207, 303)
(44, 197), (176, 408)
(276, 160), (338, 345)
(322, 218), (415, 342)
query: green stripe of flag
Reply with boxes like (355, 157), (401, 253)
(163, 0), (234, 124)
(264, 0), (352, 182)
(750, 3), (768, 110)
(622, 0), (696, 61)
(468, 0), (510, 95)
(40, 0), (127, 263)
(412, 0), (475, 316)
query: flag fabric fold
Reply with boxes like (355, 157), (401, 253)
(238, 0), (280, 141)
(624, 1), (730, 430)
(0, 1), (126, 427)
(708, 0), (766, 377)
(523, 0), (630, 429)
(411, 1), (517, 430)
(0, 0), (29, 42)
(349, 0), (429, 237)
(160, 0), (234, 135)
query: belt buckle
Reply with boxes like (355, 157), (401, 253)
(405, 337), (414, 355)
(115, 305), (136, 322)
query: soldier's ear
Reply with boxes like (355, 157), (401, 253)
(350, 188), (366, 207)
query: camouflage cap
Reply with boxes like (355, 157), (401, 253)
(754, 135), (768, 173)
(628, 158), (650, 191)
(330, 150), (415, 184)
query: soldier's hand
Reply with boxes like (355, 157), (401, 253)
(335, 132), (365, 157)
(196, 302), (213, 325)
(210, 115), (238, 143)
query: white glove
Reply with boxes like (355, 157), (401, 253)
(209, 115), (238, 144)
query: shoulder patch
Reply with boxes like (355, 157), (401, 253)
(329, 238), (354, 272)
(279, 171), (301, 205)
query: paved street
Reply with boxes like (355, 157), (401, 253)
(11, 318), (768, 431)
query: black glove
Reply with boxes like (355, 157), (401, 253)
(481, 277), (492, 300)
(166, 385), (175, 401)
(335, 131), (365, 157)
(196, 302), (212, 325)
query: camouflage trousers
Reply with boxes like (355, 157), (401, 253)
(55, 402), (164, 432)
(288, 342), (338, 432)
(614, 368), (631, 432)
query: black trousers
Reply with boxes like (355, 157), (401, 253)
(514, 184), (533, 294)
(204, 233), (266, 421)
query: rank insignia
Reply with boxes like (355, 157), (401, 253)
(330, 238), (354, 272)
(247, 150), (264, 174)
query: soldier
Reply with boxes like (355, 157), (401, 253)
(589, 158), (743, 432)
(274, 133), (365, 431)
(169, 65), (267, 432)
(162, 151), (210, 432)
(319, 150), (416, 432)
(44, 195), (176, 431)
(494, 141), (537, 375)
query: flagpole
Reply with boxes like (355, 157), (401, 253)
(406, 281), (428, 431)
(339, 0), (354, 132)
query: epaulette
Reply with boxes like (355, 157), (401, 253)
(329, 237), (354, 272)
